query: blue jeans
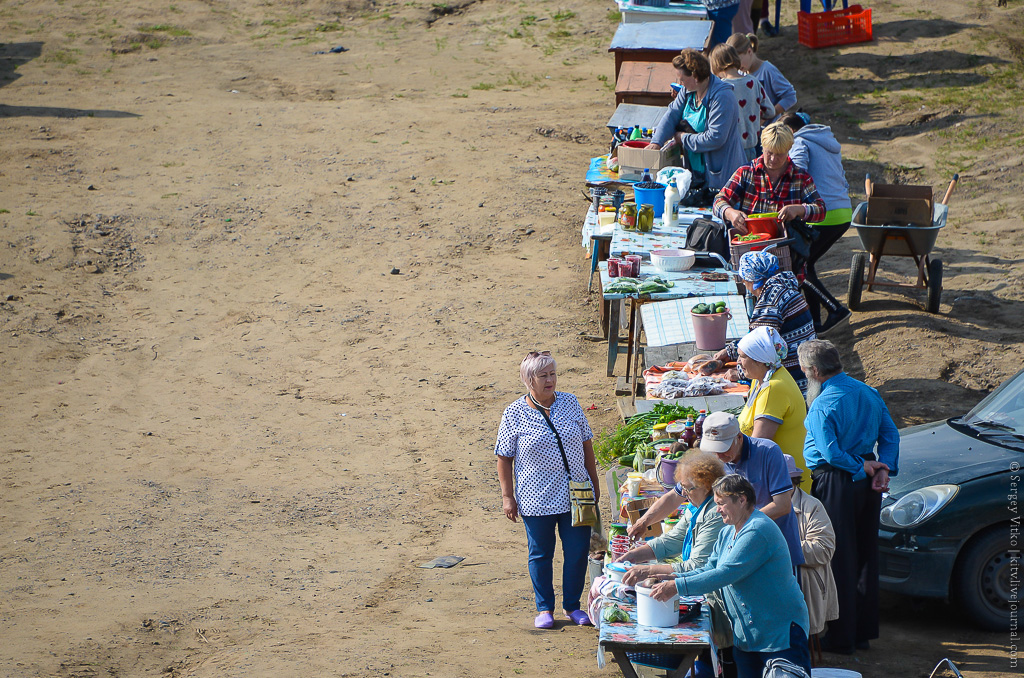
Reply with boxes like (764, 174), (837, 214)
(707, 4), (740, 49)
(521, 512), (591, 613)
(732, 622), (811, 678)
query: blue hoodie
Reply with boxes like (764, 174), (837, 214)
(789, 124), (852, 217)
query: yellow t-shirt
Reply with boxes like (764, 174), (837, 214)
(738, 367), (811, 492)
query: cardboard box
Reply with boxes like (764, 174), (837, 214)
(621, 497), (663, 538)
(866, 183), (933, 227)
(616, 140), (681, 182)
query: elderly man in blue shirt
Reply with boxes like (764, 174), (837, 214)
(797, 339), (899, 656)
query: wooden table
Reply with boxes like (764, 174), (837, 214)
(609, 21), (713, 83)
(606, 103), (669, 134)
(615, 0), (708, 25)
(615, 60), (677, 106)
(598, 599), (713, 678)
(600, 263), (741, 383)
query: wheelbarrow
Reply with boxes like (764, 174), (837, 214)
(848, 175), (957, 314)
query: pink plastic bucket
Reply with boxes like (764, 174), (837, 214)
(691, 309), (732, 351)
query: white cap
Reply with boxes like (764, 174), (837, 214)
(700, 412), (740, 454)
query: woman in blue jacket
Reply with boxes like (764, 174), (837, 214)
(649, 474), (811, 678)
(647, 49), (747, 192)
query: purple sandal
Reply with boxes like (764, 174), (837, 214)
(566, 609), (592, 626)
(534, 611), (554, 629)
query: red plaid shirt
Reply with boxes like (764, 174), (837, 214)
(713, 157), (826, 223)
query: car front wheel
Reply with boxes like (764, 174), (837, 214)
(955, 526), (1014, 631)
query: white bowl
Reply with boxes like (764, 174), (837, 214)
(651, 248), (696, 272)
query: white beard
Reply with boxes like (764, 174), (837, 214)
(805, 377), (822, 408)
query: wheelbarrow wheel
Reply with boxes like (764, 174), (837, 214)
(926, 258), (943, 314)
(848, 253), (866, 311)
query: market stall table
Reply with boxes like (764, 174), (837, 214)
(609, 21), (713, 83)
(599, 263), (742, 381)
(641, 295), (749, 348)
(606, 103), (669, 133)
(607, 213), (717, 260)
(615, 0), (708, 24)
(598, 599), (713, 678)
(615, 61), (678, 106)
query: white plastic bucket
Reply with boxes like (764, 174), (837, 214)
(635, 585), (679, 627)
(605, 562), (629, 583)
(811, 670), (861, 678)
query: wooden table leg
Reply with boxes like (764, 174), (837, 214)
(624, 300), (636, 383)
(607, 299), (620, 377)
(666, 650), (700, 678)
(610, 650), (642, 678)
(630, 300), (645, 406)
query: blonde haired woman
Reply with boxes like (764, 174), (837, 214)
(712, 123), (825, 235)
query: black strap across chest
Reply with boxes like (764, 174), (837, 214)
(528, 394), (573, 481)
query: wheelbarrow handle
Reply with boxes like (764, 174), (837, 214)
(941, 173), (959, 206)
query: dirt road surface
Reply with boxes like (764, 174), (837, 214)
(1, 0), (1021, 676)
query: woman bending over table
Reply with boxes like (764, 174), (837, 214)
(649, 474), (811, 678)
(646, 49), (747, 192)
(734, 326), (810, 490)
(495, 351), (601, 629)
(715, 250), (816, 392)
(713, 122), (825, 235)
(616, 452), (735, 678)
(615, 452), (727, 577)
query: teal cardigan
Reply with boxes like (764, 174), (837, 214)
(675, 509), (809, 652)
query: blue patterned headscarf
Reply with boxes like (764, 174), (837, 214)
(738, 251), (780, 291)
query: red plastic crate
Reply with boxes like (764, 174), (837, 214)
(798, 5), (873, 49)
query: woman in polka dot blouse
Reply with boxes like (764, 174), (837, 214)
(495, 351), (601, 629)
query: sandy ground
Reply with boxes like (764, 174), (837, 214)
(1, 0), (1022, 676)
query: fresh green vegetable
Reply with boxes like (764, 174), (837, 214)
(603, 606), (630, 623)
(604, 280), (640, 294)
(594, 402), (699, 466)
(638, 280), (670, 294)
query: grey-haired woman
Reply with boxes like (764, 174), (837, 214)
(495, 351), (601, 629)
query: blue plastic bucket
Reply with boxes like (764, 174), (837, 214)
(633, 183), (666, 218)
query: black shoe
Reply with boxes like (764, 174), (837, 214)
(818, 308), (851, 337)
(760, 19), (779, 36)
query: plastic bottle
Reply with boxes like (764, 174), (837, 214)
(640, 168), (653, 185)
(629, 126), (643, 141)
(664, 179), (679, 228)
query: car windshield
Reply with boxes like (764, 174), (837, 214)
(960, 369), (1024, 441)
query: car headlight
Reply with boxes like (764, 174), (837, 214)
(879, 484), (959, 528)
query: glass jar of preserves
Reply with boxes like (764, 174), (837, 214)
(618, 202), (637, 231)
(637, 204), (655, 233)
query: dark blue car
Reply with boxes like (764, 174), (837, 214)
(878, 369), (1022, 631)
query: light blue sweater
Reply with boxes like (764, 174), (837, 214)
(753, 61), (796, 116)
(675, 509), (809, 652)
(790, 124), (852, 214)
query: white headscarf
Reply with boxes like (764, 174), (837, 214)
(738, 326), (788, 397)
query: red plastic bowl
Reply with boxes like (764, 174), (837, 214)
(731, 232), (773, 245)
